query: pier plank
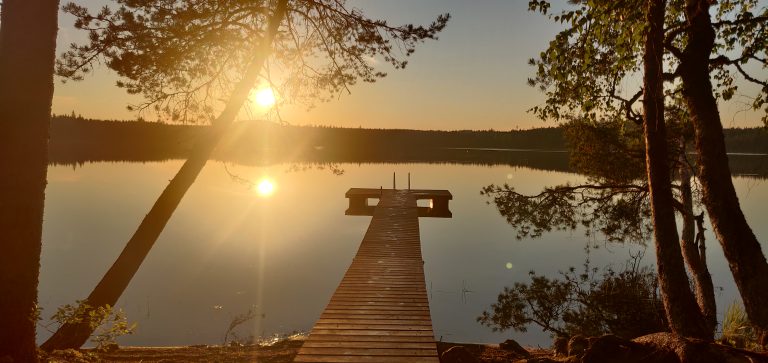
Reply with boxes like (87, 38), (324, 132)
(294, 189), (448, 362)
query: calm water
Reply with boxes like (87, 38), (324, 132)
(38, 158), (768, 346)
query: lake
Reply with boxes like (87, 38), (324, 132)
(37, 154), (768, 347)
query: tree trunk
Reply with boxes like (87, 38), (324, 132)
(41, 0), (289, 351)
(678, 148), (717, 334)
(642, 0), (710, 339)
(679, 0), (768, 332)
(0, 1), (60, 361)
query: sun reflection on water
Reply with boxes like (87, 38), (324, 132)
(255, 178), (276, 197)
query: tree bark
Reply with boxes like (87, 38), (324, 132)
(41, 0), (289, 350)
(679, 0), (768, 332)
(0, 1), (60, 361)
(678, 149), (717, 334)
(642, 0), (710, 339)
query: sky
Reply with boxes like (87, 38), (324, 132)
(51, 1), (765, 130)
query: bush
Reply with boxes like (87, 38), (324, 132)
(46, 300), (135, 349)
(720, 301), (760, 350)
(478, 254), (667, 339)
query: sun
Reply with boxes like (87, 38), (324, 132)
(255, 178), (276, 197)
(253, 88), (276, 108)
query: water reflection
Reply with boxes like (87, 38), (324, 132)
(255, 178), (276, 197)
(478, 251), (667, 340)
(38, 159), (767, 346)
(49, 136), (768, 180)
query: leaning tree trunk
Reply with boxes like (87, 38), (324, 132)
(0, 1), (60, 362)
(680, 0), (768, 332)
(41, 0), (289, 351)
(678, 148), (717, 334)
(641, 0), (711, 340)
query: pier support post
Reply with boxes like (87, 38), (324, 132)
(408, 173), (411, 190)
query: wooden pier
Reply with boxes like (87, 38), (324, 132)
(344, 188), (452, 218)
(294, 188), (452, 362)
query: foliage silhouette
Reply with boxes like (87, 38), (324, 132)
(521, 0), (768, 337)
(57, 0), (449, 123)
(45, 301), (135, 349)
(483, 113), (715, 338)
(478, 253), (668, 340)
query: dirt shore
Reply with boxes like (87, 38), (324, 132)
(41, 339), (552, 362)
(40, 335), (768, 363)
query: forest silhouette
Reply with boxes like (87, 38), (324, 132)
(49, 116), (768, 178)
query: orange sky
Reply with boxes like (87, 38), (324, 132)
(51, 1), (765, 130)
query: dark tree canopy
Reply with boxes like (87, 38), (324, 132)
(526, 0), (767, 124)
(527, 0), (646, 122)
(58, 0), (450, 122)
(493, 0), (768, 339)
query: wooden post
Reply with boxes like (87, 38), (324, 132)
(393, 172), (396, 190)
(408, 173), (411, 190)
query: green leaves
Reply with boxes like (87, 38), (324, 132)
(48, 300), (136, 349)
(527, 0), (767, 124)
(528, 1), (551, 15)
(526, 0), (646, 123)
(710, 0), (768, 124)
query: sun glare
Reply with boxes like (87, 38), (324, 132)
(255, 178), (276, 197)
(253, 88), (276, 108)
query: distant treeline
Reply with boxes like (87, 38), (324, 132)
(722, 127), (768, 154)
(48, 116), (566, 163)
(48, 117), (768, 177)
(50, 117), (199, 163)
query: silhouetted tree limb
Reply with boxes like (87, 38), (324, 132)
(57, 0), (449, 123)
